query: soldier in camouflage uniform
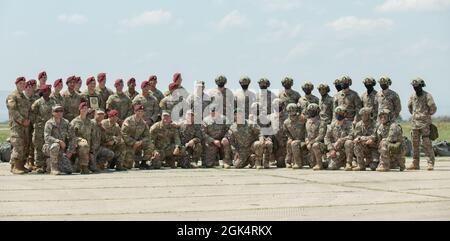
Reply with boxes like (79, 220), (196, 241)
(6, 77), (31, 174)
(160, 79), (189, 122)
(298, 81), (319, 115)
(352, 107), (377, 171)
(74, 76), (82, 94)
(278, 77), (301, 107)
(234, 76), (256, 120)
(62, 76), (82, 122)
(333, 76), (362, 122)
(325, 106), (354, 170)
(82, 77), (102, 119)
(106, 79), (133, 123)
(121, 104), (157, 169)
(148, 75), (165, 103)
(269, 99), (288, 167)
(369, 109), (406, 172)
(376, 76), (401, 121)
(178, 110), (202, 168)
(186, 80), (211, 123)
(305, 104), (327, 171)
(318, 84), (334, 125)
(96, 73), (114, 111)
(361, 77), (378, 121)
(201, 106), (231, 168)
(132, 80), (160, 126)
(42, 105), (73, 175)
(50, 78), (64, 105)
(67, 102), (92, 174)
(150, 111), (183, 169)
(101, 110), (127, 171)
(256, 78), (277, 115)
(37, 71), (47, 91)
(24, 80), (39, 170)
(208, 75), (235, 122)
(89, 110), (115, 173)
(407, 78), (437, 171)
(283, 103), (307, 169)
(31, 84), (56, 173)
(126, 78), (139, 100)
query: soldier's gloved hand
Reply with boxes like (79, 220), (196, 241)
(213, 140), (221, 147)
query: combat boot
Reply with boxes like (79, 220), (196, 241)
(115, 162), (127, 172)
(344, 163), (352, 171)
(376, 163), (389, 172)
(292, 164), (301, 169)
(80, 165), (91, 174)
(223, 163), (231, 169)
(312, 163), (323, 171)
(352, 163), (366, 171)
(11, 160), (27, 175)
(427, 164), (434, 171)
(407, 161), (420, 170)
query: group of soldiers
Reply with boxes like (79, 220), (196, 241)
(5, 71), (437, 175)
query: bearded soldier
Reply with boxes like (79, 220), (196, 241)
(256, 78), (277, 115)
(283, 103), (307, 169)
(325, 106), (354, 170)
(305, 104), (327, 171)
(318, 84), (334, 126)
(208, 75), (235, 122)
(234, 76), (256, 120)
(376, 76), (401, 121)
(126, 78), (139, 100)
(278, 77), (301, 107)
(298, 81), (319, 115)
(361, 77), (378, 120)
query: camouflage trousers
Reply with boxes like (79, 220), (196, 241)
(154, 145), (183, 168)
(183, 140), (202, 164)
(286, 139), (307, 167)
(100, 142), (126, 169)
(307, 142), (327, 167)
(233, 148), (256, 169)
(412, 126), (435, 166)
(252, 138), (273, 169)
(91, 147), (115, 170)
(72, 138), (91, 170)
(43, 143), (73, 174)
(124, 141), (153, 169)
(33, 128), (46, 168)
(273, 135), (287, 167)
(9, 125), (31, 168)
(379, 140), (406, 170)
(327, 140), (354, 170)
(203, 139), (231, 168)
(354, 142), (377, 168)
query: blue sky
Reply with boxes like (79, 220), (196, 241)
(1, 0), (450, 118)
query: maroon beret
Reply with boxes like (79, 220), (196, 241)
(39, 84), (52, 93)
(15, 76), (26, 84)
(127, 78), (136, 85)
(141, 80), (150, 89)
(134, 104), (144, 112)
(86, 77), (96, 85)
(173, 72), (181, 82)
(54, 78), (63, 87)
(38, 71), (47, 79)
(148, 75), (157, 81)
(114, 79), (123, 87)
(108, 109), (119, 118)
(79, 102), (88, 110)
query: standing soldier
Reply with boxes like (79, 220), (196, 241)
(126, 78), (139, 100)
(361, 77), (378, 121)
(42, 105), (73, 175)
(62, 76), (82, 122)
(353, 107), (377, 171)
(202, 106), (231, 168)
(6, 77), (31, 174)
(305, 104), (327, 171)
(101, 110), (127, 171)
(24, 79), (39, 169)
(132, 80), (160, 126)
(106, 79), (133, 124)
(186, 80), (211, 123)
(324, 106), (354, 170)
(278, 77), (301, 107)
(376, 76), (401, 121)
(256, 78), (277, 115)
(50, 78), (64, 105)
(178, 110), (203, 168)
(37, 71), (47, 91)
(368, 109), (406, 172)
(333, 76), (362, 122)
(74, 76), (82, 94)
(226, 109), (272, 169)
(234, 76), (256, 120)
(298, 81), (320, 115)
(96, 73), (114, 111)
(150, 111), (183, 169)
(67, 102), (93, 174)
(31, 84), (56, 173)
(269, 99), (288, 168)
(208, 75), (235, 123)
(160, 78), (189, 122)
(82, 76), (102, 119)
(121, 104), (157, 169)
(318, 84), (334, 125)
(283, 103), (307, 169)
(148, 75), (165, 103)
(407, 78), (437, 171)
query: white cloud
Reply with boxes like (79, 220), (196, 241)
(264, 19), (302, 41)
(215, 10), (249, 30)
(12, 30), (27, 37)
(58, 14), (88, 25)
(286, 42), (314, 60)
(120, 10), (172, 28)
(402, 38), (450, 56)
(376, 0), (450, 12)
(327, 16), (393, 32)
(261, 0), (303, 11)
